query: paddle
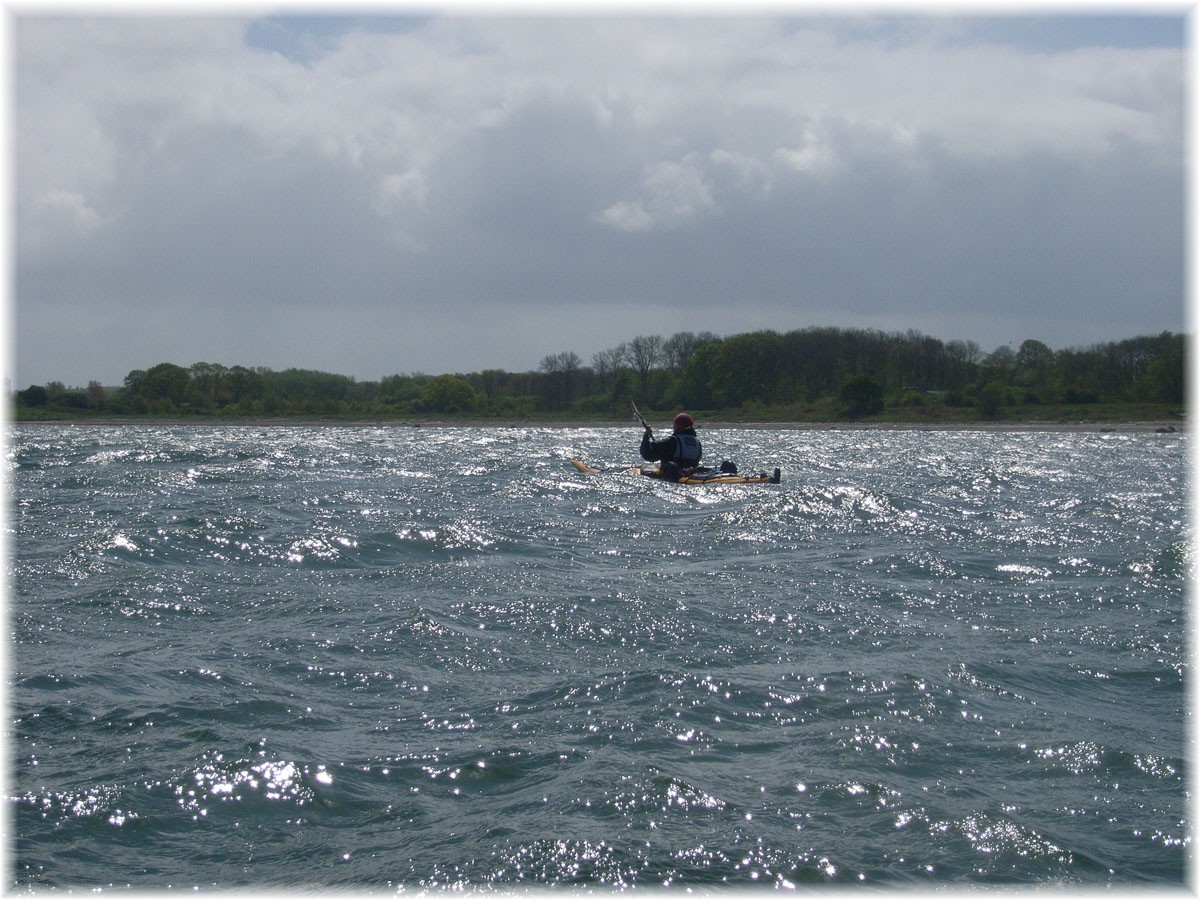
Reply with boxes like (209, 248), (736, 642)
(630, 399), (651, 433)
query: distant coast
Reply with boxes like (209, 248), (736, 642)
(10, 415), (1185, 433)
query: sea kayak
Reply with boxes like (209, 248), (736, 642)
(571, 459), (781, 484)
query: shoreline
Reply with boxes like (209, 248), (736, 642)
(10, 417), (1185, 433)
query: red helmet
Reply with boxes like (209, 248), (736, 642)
(673, 412), (695, 431)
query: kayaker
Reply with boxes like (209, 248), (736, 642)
(640, 412), (703, 481)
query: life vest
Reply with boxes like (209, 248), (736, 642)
(673, 433), (702, 466)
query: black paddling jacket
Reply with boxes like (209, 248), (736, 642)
(640, 428), (703, 467)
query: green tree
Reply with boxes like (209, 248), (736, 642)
(838, 374), (884, 418)
(223, 366), (264, 405)
(1014, 338), (1055, 403)
(626, 335), (663, 398)
(189, 362), (227, 409)
(19, 327), (1186, 422)
(86, 381), (108, 409)
(983, 345), (1016, 382)
(675, 340), (722, 409)
(474, 369), (508, 407)
(1137, 332), (1185, 403)
(422, 375), (479, 413)
(539, 351), (583, 410)
(127, 363), (190, 409)
(978, 380), (1009, 419)
(713, 331), (787, 407)
(17, 385), (48, 407)
(591, 346), (626, 394)
(662, 331), (719, 374)
(1016, 339), (1053, 371)
(262, 369), (355, 409)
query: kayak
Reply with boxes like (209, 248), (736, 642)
(571, 460), (781, 484)
(571, 459), (781, 484)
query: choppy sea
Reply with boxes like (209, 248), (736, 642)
(7, 423), (1189, 891)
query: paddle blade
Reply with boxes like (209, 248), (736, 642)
(630, 399), (649, 430)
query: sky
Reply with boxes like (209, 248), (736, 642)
(10, 5), (1188, 389)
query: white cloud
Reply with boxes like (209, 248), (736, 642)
(373, 170), (431, 251)
(596, 158), (717, 232)
(23, 190), (107, 258)
(709, 148), (773, 195)
(770, 119), (844, 177)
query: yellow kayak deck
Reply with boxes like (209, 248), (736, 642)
(570, 459), (781, 484)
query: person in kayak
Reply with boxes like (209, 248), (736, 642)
(640, 412), (703, 481)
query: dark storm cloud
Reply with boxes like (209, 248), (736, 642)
(13, 13), (1185, 388)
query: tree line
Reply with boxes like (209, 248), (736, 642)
(13, 326), (1186, 421)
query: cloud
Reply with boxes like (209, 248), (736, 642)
(13, 14), (1185, 387)
(23, 189), (108, 257)
(596, 158), (717, 232)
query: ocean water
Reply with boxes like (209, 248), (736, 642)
(7, 423), (1189, 891)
